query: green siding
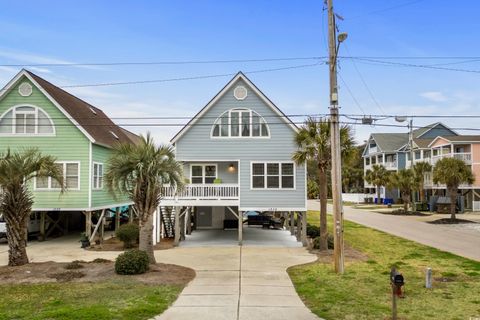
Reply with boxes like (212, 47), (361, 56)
(0, 75), (131, 210)
(91, 143), (130, 208)
(0, 76), (90, 209)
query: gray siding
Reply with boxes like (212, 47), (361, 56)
(420, 125), (457, 138)
(183, 162), (238, 184)
(175, 78), (306, 210)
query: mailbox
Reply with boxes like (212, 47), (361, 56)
(390, 268), (405, 297)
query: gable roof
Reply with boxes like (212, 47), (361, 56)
(170, 72), (298, 144)
(370, 133), (408, 152)
(428, 135), (480, 147)
(0, 70), (139, 148)
(412, 122), (456, 139)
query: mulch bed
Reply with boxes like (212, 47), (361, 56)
(376, 210), (431, 217)
(427, 218), (479, 225)
(87, 237), (174, 251)
(0, 260), (195, 285)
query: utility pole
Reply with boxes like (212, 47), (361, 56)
(327, 0), (344, 274)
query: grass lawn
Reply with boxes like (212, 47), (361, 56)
(0, 280), (182, 320)
(288, 210), (480, 320)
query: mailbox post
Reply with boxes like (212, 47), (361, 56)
(390, 267), (405, 320)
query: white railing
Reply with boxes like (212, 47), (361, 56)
(384, 161), (397, 170)
(162, 184), (239, 200)
(431, 153), (472, 165)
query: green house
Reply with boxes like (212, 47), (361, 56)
(0, 70), (139, 239)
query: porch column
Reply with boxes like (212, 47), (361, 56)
(85, 211), (92, 238)
(115, 207), (120, 232)
(152, 209), (157, 245)
(295, 212), (301, 241)
(238, 211), (243, 245)
(128, 206), (134, 223)
(180, 210), (186, 241)
(174, 206), (181, 246)
(39, 211), (46, 241)
(301, 212), (307, 247)
(289, 212), (295, 235)
(99, 213), (105, 244)
(156, 207), (161, 243)
(186, 207), (192, 235)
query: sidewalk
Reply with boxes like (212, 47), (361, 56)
(308, 200), (480, 261)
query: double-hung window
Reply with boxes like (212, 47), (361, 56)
(251, 162), (295, 189)
(191, 164), (217, 184)
(93, 163), (104, 189)
(35, 162), (80, 190)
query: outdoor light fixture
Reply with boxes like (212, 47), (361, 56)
(337, 32), (348, 43)
(228, 163), (235, 172)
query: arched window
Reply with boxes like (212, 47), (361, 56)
(0, 105), (55, 135)
(211, 108), (270, 138)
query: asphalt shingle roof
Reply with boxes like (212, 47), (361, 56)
(27, 71), (139, 148)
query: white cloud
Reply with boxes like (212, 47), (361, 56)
(419, 91), (447, 102)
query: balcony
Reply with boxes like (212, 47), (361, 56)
(161, 184), (239, 206)
(384, 161), (397, 170)
(431, 153), (472, 165)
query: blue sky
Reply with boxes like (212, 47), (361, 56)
(1, 0), (479, 143)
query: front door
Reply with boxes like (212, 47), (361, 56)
(196, 206), (213, 228)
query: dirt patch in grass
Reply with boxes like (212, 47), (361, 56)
(310, 245), (369, 264)
(87, 237), (174, 251)
(0, 260), (195, 285)
(428, 218), (478, 225)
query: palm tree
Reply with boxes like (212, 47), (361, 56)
(0, 148), (63, 266)
(413, 161), (432, 203)
(365, 164), (391, 204)
(433, 157), (474, 220)
(105, 133), (183, 263)
(292, 117), (355, 250)
(389, 169), (416, 212)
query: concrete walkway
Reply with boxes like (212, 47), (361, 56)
(308, 200), (480, 261)
(153, 246), (320, 320)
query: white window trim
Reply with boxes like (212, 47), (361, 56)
(0, 104), (56, 136)
(250, 161), (296, 190)
(92, 162), (104, 190)
(210, 108), (270, 139)
(34, 161), (80, 191)
(190, 164), (218, 184)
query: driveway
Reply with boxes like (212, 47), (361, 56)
(308, 200), (480, 261)
(153, 246), (319, 320)
(0, 233), (321, 320)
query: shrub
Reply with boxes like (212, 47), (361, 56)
(115, 249), (149, 275)
(306, 224), (320, 238)
(116, 223), (139, 248)
(307, 179), (319, 199)
(64, 261), (84, 270)
(313, 234), (335, 250)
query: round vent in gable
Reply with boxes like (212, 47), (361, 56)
(233, 86), (247, 100)
(18, 82), (33, 97)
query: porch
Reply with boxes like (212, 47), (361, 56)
(179, 226), (302, 247)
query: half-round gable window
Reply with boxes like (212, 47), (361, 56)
(0, 105), (55, 135)
(211, 108), (270, 138)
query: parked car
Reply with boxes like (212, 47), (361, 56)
(0, 212), (41, 240)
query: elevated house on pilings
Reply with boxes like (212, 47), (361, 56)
(156, 72), (308, 246)
(0, 70), (139, 242)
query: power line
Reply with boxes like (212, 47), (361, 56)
(0, 57), (326, 68)
(348, 0), (426, 20)
(343, 45), (387, 114)
(337, 73), (366, 114)
(58, 62), (325, 88)
(348, 57), (480, 74)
